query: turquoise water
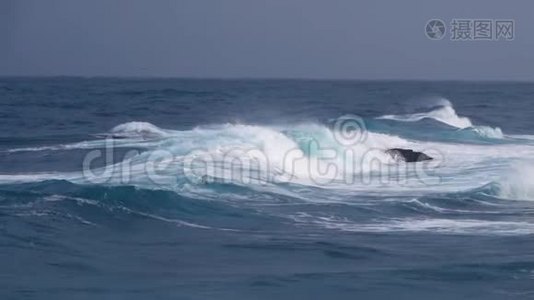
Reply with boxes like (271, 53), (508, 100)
(1, 78), (534, 299)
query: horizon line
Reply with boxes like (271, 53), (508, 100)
(0, 75), (533, 84)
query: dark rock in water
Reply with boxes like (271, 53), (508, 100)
(386, 148), (433, 162)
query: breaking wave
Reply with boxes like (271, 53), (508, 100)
(482, 163), (534, 201)
(377, 98), (504, 139)
(2, 99), (534, 235)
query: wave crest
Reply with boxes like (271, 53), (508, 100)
(379, 104), (472, 129)
(377, 98), (503, 139)
(110, 121), (169, 139)
(489, 163), (534, 201)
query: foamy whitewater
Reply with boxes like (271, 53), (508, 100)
(1, 79), (534, 299)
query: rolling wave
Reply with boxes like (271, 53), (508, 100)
(377, 98), (504, 139)
(1, 108), (533, 197)
(3, 99), (534, 235)
(478, 163), (534, 201)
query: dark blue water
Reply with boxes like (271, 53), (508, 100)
(1, 78), (534, 299)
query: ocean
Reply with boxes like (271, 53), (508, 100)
(1, 77), (534, 299)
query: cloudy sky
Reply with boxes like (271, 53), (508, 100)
(1, 0), (532, 80)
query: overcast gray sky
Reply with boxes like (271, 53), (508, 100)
(1, 0), (533, 80)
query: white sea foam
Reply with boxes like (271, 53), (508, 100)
(3, 115), (534, 236)
(323, 218), (534, 235)
(491, 163), (534, 201)
(289, 212), (534, 235)
(1, 109), (534, 201)
(110, 121), (170, 138)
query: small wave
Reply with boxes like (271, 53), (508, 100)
(484, 163), (534, 201)
(4, 141), (100, 153)
(4, 122), (170, 153)
(4, 138), (158, 153)
(311, 217), (534, 235)
(377, 98), (503, 139)
(378, 100), (472, 129)
(362, 218), (534, 235)
(0, 173), (73, 184)
(459, 126), (504, 139)
(468, 126), (504, 139)
(0, 181), (265, 231)
(110, 121), (170, 139)
(290, 210), (534, 235)
(508, 134), (534, 142)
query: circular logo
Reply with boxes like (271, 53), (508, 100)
(332, 115), (367, 146)
(425, 19), (446, 40)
